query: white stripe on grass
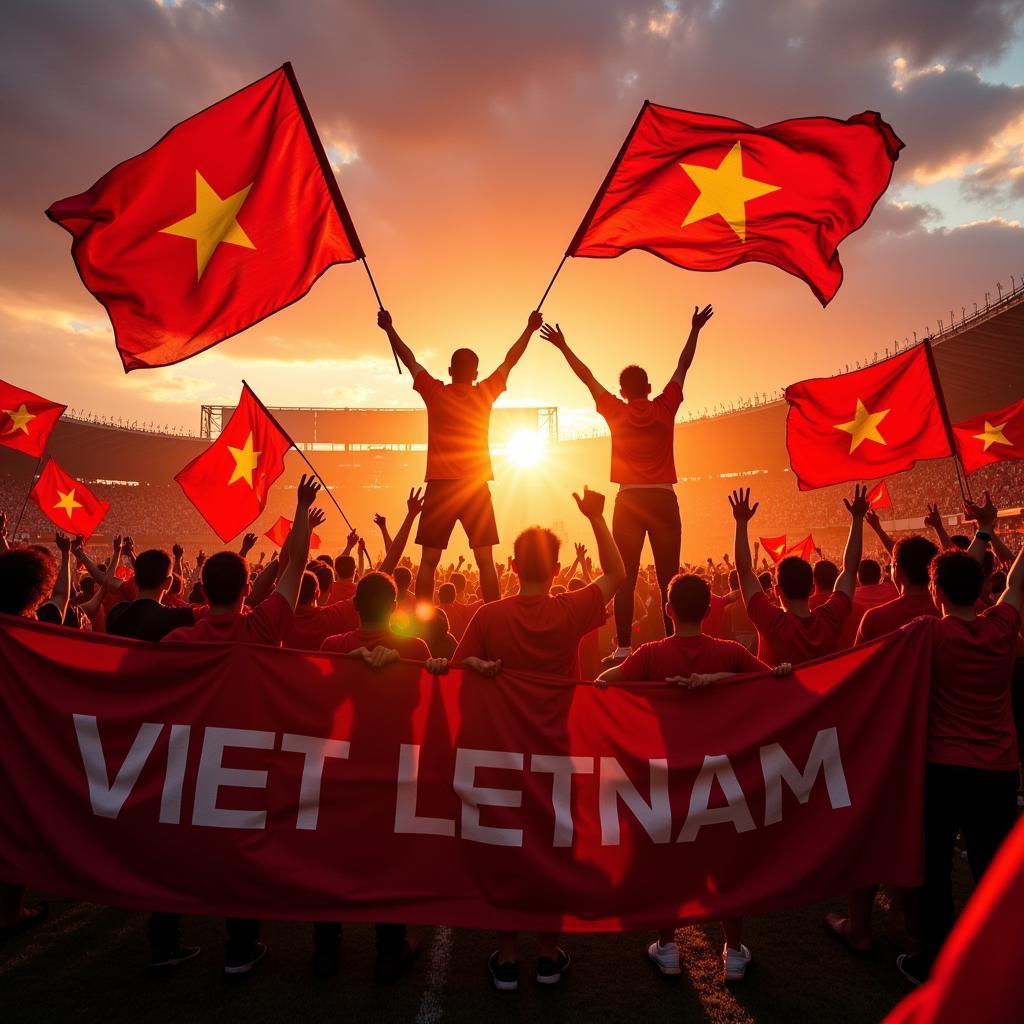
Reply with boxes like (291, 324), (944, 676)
(415, 925), (454, 1024)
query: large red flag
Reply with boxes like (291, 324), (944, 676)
(175, 385), (291, 542)
(866, 479), (893, 510)
(759, 534), (788, 564)
(0, 379), (66, 458)
(784, 534), (816, 561)
(29, 459), (109, 539)
(567, 103), (903, 305)
(952, 396), (1024, 474)
(785, 344), (953, 491)
(265, 515), (321, 551)
(46, 64), (364, 371)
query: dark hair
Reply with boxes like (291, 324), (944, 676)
(619, 365), (650, 400)
(858, 559), (882, 585)
(991, 570), (1007, 596)
(950, 534), (971, 550)
(813, 559), (838, 590)
(188, 581), (205, 604)
(893, 535), (938, 587)
(667, 573), (711, 623)
(393, 565), (411, 591)
(316, 553), (333, 566)
(567, 578), (585, 592)
(201, 551), (249, 606)
(757, 570), (774, 591)
(450, 348), (479, 383)
(354, 571), (397, 624)
(438, 582), (456, 604)
(450, 571), (466, 593)
(134, 549), (172, 590)
(298, 570), (320, 606)
(513, 526), (561, 584)
(334, 554), (356, 580)
(307, 561), (334, 599)
(930, 549), (985, 607)
(777, 556), (813, 601)
(728, 569), (739, 590)
(0, 548), (57, 616)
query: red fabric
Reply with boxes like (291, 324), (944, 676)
(265, 515), (321, 550)
(569, 104), (902, 306)
(0, 613), (933, 929)
(783, 534), (816, 560)
(330, 579), (357, 604)
(321, 627), (430, 660)
(595, 382), (682, 484)
(163, 592), (293, 647)
(856, 592), (939, 644)
(923, 603), (1021, 772)
(619, 633), (767, 680)
(785, 345), (953, 490)
(46, 66), (361, 371)
(704, 593), (729, 639)
(867, 479), (892, 510)
(287, 602), (358, 652)
(455, 583), (608, 679)
(413, 370), (505, 482)
(29, 458), (109, 539)
(175, 385), (291, 542)
(808, 591), (832, 610)
(953, 396), (1024, 474)
(760, 535), (788, 564)
(748, 590), (851, 668)
(839, 581), (900, 648)
(0, 379), (66, 458)
(440, 600), (475, 640)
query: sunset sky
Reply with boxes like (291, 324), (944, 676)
(3, 0), (1024, 438)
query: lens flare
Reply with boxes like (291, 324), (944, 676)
(504, 429), (547, 468)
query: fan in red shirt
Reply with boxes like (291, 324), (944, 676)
(856, 536), (940, 643)
(377, 307), (544, 605)
(540, 305), (713, 666)
(730, 485), (864, 668)
(453, 485), (626, 991)
(285, 565), (358, 652)
(808, 559), (839, 610)
(838, 558), (899, 647)
(329, 544), (358, 603)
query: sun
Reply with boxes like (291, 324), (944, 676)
(504, 429), (547, 468)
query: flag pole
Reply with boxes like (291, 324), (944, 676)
(536, 255), (568, 312)
(921, 336), (972, 505)
(361, 257), (402, 375)
(12, 454), (44, 540)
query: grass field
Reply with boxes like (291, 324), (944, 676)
(2, 873), (975, 1024)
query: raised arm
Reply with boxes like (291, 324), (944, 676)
(729, 488), (762, 606)
(496, 310), (543, 380)
(835, 485), (868, 602)
(924, 502), (953, 550)
(379, 487), (424, 576)
(865, 508), (895, 555)
(540, 324), (609, 401)
(275, 475), (322, 609)
(964, 492), (997, 566)
(670, 304), (713, 388)
(572, 487), (625, 604)
(377, 309), (424, 376)
(998, 538), (1024, 613)
(48, 532), (72, 621)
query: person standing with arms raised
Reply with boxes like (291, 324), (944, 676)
(542, 304), (713, 664)
(377, 308), (543, 604)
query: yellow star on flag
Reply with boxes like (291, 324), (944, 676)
(54, 488), (82, 520)
(160, 170), (256, 279)
(835, 399), (890, 453)
(2, 403), (36, 435)
(678, 141), (781, 242)
(772, 543), (786, 556)
(227, 431), (261, 487)
(973, 420), (1012, 452)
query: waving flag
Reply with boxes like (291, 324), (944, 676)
(265, 515), (321, 551)
(784, 534), (817, 561)
(29, 459), (109, 539)
(0, 379), (66, 458)
(175, 385), (291, 542)
(46, 64), (364, 371)
(785, 344), (953, 490)
(866, 479), (893, 510)
(759, 534), (788, 564)
(953, 397), (1024, 474)
(567, 103), (903, 305)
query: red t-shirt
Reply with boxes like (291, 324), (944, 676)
(287, 600), (359, 651)
(454, 583), (608, 679)
(414, 369), (506, 482)
(704, 593), (730, 639)
(440, 600), (475, 640)
(922, 603), (1021, 772)
(320, 627), (431, 660)
(163, 592), (293, 646)
(839, 581), (900, 648)
(618, 633), (767, 681)
(808, 590), (833, 610)
(329, 578), (356, 604)
(595, 381), (682, 485)
(747, 590), (851, 668)
(855, 592), (940, 644)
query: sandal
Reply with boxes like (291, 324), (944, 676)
(824, 912), (873, 956)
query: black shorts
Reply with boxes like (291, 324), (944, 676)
(416, 480), (499, 550)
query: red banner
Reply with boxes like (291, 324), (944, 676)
(0, 615), (932, 931)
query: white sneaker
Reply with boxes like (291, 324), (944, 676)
(723, 943), (751, 982)
(647, 939), (681, 976)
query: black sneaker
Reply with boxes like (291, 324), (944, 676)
(896, 952), (930, 987)
(224, 941), (267, 977)
(536, 948), (571, 986)
(488, 951), (519, 992)
(149, 945), (201, 973)
(374, 937), (421, 983)
(312, 943), (339, 979)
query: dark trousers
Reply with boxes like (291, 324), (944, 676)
(148, 913), (260, 959)
(313, 920), (407, 960)
(612, 488), (681, 647)
(917, 762), (1018, 954)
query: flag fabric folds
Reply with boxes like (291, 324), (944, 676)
(265, 515), (321, 550)
(953, 397), (1024, 474)
(0, 379), (66, 458)
(175, 385), (291, 542)
(866, 479), (893, 510)
(29, 459), (109, 539)
(46, 63), (364, 371)
(567, 103), (903, 306)
(759, 534), (788, 564)
(784, 345), (953, 491)
(783, 534), (816, 561)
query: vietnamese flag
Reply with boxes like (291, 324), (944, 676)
(265, 516), (321, 551)
(759, 534), (788, 564)
(784, 534), (816, 561)
(785, 344), (953, 490)
(46, 64), (364, 371)
(29, 459), (109, 539)
(866, 479), (892, 510)
(0, 379), (66, 458)
(567, 103), (902, 305)
(175, 385), (291, 542)
(953, 397), (1024, 474)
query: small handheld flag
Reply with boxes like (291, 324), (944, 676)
(265, 516), (321, 551)
(29, 459), (109, 539)
(866, 480), (893, 510)
(0, 379), (66, 458)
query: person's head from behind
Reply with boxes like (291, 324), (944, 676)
(438, 582), (456, 606)
(812, 559), (838, 593)
(334, 554), (356, 581)
(298, 570), (320, 608)
(950, 534), (970, 550)
(618, 365), (651, 401)
(567, 578), (585, 592)
(450, 571), (466, 597)
(728, 569), (739, 591)
(449, 348), (479, 385)
(893, 535), (937, 591)
(512, 526), (561, 588)
(930, 549), (984, 611)
(758, 570), (774, 592)
(776, 556), (813, 604)
(134, 549), (173, 596)
(393, 565), (411, 595)
(0, 548), (57, 617)
(666, 573), (711, 629)
(201, 552), (250, 610)
(354, 571), (397, 628)
(307, 561), (334, 603)
(857, 559), (882, 586)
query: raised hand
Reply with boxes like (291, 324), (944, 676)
(865, 508), (881, 530)
(172, 542), (184, 559)
(407, 486), (425, 515)
(122, 535), (135, 557)
(346, 528), (359, 548)
(924, 503), (943, 530)
(377, 309), (393, 331)
(692, 304), (714, 331)
(239, 533), (257, 556)
(71, 535), (84, 556)
(527, 310), (544, 333)
(964, 491), (997, 531)
(574, 542), (587, 561)
(573, 486), (605, 520)
(257, 551), (265, 564)
(196, 550), (206, 568)
(309, 508), (327, 529)
(373, 513), (387, 530)
(843, 484), (869, 518)
(539, 323), (567, 350)
(54, 531), (71, 553)
(728, 488), (759, 522)
(112, 534), (123, 554)
(296, 474), (321, 509)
